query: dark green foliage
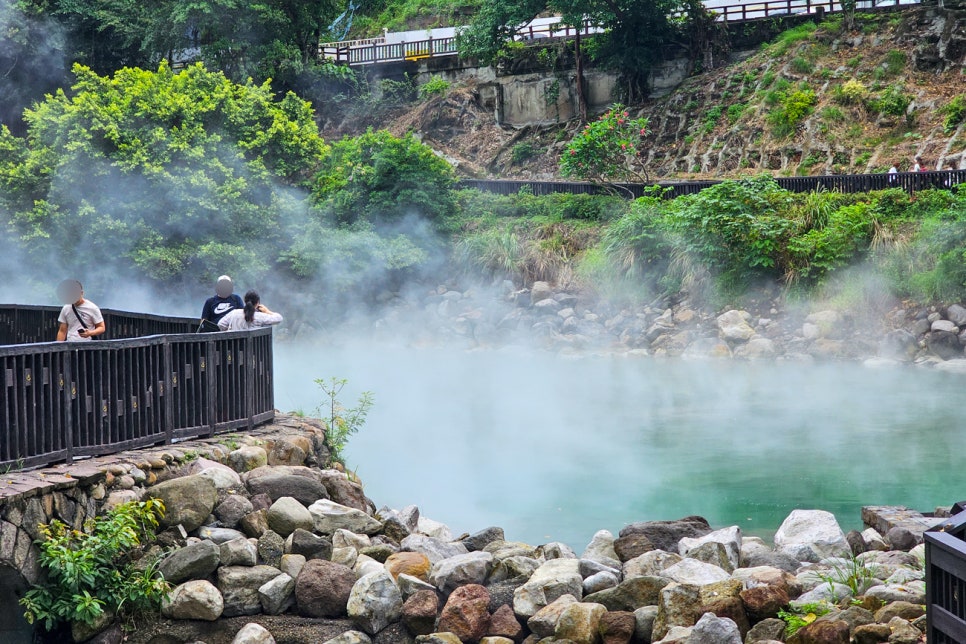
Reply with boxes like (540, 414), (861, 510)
(20, 500), (168, 632)
(940, 95), (966, 134)
(312, 128), (456, 225)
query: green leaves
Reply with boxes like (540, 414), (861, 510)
(560, 104), (649, 182)
(20, 499), (167, 632)
(314, 377), (374, 465)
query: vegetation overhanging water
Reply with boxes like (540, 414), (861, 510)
(275, 340), (966, 549)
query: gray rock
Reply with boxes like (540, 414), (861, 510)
(582, 570), (619, 595)
(347, 570), (404, 634)
(244, 466), (329, 505)
(623, 551), (682, 579)
(189, 458), (243, 492)
(865, 581), (926, 604)
(462, 527), (505, 552)
(401, 533), (469, 564)
(258, 572), (295, 615)
(689, 612), (741, 643)
(530, 281), (553, 304)
(717, 310), (755, 342)
(512, 558), (583, 617)
(258, 530), (286, 568)
(267, 496), (314, 537)
(416, 516), (453, 541)
(198, 526), (249, 543)
(288, 528), (333, 560)
(429, 551), (495, 594)
(295, 559), (357, 617)
(744, 618), (786, 643)
(583, 575), (668, 611)
(318, 470), (368, 511)
(215, 495), (255, 529)
(159, 540), (221, 584)
(280, 553), (306, 579)
(660, 558), (730, 585)
(679, 526), (741, 572)
(948, 304), (966, 326)
(527, 594), (578, 638)
(578, 558), (621, 579)
(483, 540), (537, 561)
(581, 530), (620, 566)
(162, 579), (224, 621)
(634, 605), (659, 644)
(886, 527), (919, 551)
(774, 509), (849, 562)
(217, 565), (283, 617)
(537, 542), (578, 560)
(739, 540), (800, 572)
(148, 475), (218, 532)
(615, 517), (712, 561)
(323, 631), (372, 644)
(309, 499), (383, 535)
(227, 446), (268, 473)
(932, 319), (959, 333)
(231, 622), (276, 644)
(221, 536), (258, 566)
(398, 572), (438, 600)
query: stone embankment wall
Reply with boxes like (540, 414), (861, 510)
(0, 410), (950, 644)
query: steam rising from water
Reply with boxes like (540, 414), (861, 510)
(276, 338), (966, 548)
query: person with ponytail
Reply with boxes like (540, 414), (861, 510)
(217, 290), (283, 331)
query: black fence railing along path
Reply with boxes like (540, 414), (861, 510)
(459, 169), (966, 200)
(926, 506), (966, 643)
(0, 305), (275, 471)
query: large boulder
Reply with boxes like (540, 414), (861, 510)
(148, 475), (218, 532)
(717, 310), (755, 343)
(614, 517), (712, 561)
(401, 589), (439, 636)
(159, 540), (221, 584)
(217, 565), (283, 617)
(599, 611), (636, 644)
(227, 446), (268, 473)
(318, 470), (369, 511)
(661, 558), (731, 586)
(462, 527), (506, 553)
(554, 602), (607, 644)
(679, 526), (741, 572)
(583, 575), (668, 611)
(347, 570), (404, 634)
(214, 495), (254, 529)
(430, 551), (495, 594)
(220, 536), (258, 566)
(401, 534), (469, 564)
(651, 582), (701, 641)
(688, 612), (742, 644)
(309, 499), (383, 535)
(287, 528), (333, 561)
(386, 551), (432, 581)
(267, 496), (314, 537)
(774, 510), (849, 562)
(623, 551), (682, 579)
(244, 466), (329, 505)
(581, 530), (620, 568)
(487, 604), (523, 640)
(437, 584), (491, 642)
(528, 595), (578, 638)
(295, 559), (357, 617)
(186, 458), (243, 492)
(162, 580), (224, 621)
(512, 558), (583, 618)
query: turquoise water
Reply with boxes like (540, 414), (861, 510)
(274, 341), (966, 550)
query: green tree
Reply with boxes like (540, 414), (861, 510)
(0, 62), (327, 290)
(559, 103), (649, 182)
(312, 128), (456, 225)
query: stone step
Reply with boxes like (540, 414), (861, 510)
(862, 505), (944, 538)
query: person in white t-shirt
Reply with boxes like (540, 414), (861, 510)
(217, 290), (282, 331)
(55, 279), (105, 341)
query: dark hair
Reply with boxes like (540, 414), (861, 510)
(243, 290), (260, 324)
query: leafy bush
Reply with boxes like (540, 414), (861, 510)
(312, 128), (455, 224)
(768, 89), (816, 138)
(418, 75), (451, 100)
(883, 49), (907, 76)
(832, 79), (868, 105)
(787, 202), (874, 283)
(940, 95), (966, 134)
(20, 500), (168, 633)
(791, 56), (814, 74)
(726, 103), (747, 124)
(701, 105), (724, 133)
(768, 23), (817, 56)
(560, 104), (649, 181)
(511, 141), (537, 165)
(779, 602), (833, 637)
(867, 84), (912, 117)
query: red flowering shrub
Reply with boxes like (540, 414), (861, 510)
(559, 104), (649, 181)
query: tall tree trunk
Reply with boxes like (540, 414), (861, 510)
(575, 30), (587, 124)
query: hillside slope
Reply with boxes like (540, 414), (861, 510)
(334, 6), (966, 180)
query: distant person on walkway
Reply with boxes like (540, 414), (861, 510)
(217, 290), (282, 331)
(888, 162), (899, 185)
(913, 155), (923, 172)
(200, 275), (243, 331)
(55, 279), (105, 341)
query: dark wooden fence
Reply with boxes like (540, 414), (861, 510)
(926, 507), (966, 643)
(459, 169), (966, 200)
(0, 305), (275, 471)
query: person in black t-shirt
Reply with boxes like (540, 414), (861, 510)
(200, 275), (243, 331)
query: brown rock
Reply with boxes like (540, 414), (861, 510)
(438, 584), (491, 643)
(851, 623), (892, 644)
(238, 509), (269, 538)
(319, 469), (369, 511)
(598, 611), (635, 644)
(740, 585), (790, 621)
(614, 517), (712, 562)
(702, 597), (750, 638)
(873, 600), (925, 623)
(294, 559), (356, 617)
(791, 619), (849, 644)
(402, 589), (439, 636)
(386, 551), (432, 581)
(486, 603), (523, 641)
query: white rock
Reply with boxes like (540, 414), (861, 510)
(512, 558), (583, 618)
(417, 516), (454, 541)
(774, 509), (849, 562)
(309, 500), (383, 535)
(717, 310), (755, 342)
(679, 526), (741, 572)
(232, 623), (275, 644)
(660, 558), (730, 586)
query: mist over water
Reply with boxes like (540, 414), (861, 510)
(275, 338), (966, 549)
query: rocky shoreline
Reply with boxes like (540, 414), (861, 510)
(345, 280), (966, 370)
(20, 414), (940, 644)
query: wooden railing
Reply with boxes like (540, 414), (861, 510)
(459, 169), (966, 199)
(320, 0), (921, 66)
(926, 506), (966, 643)
(0, 305), (275, 470)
